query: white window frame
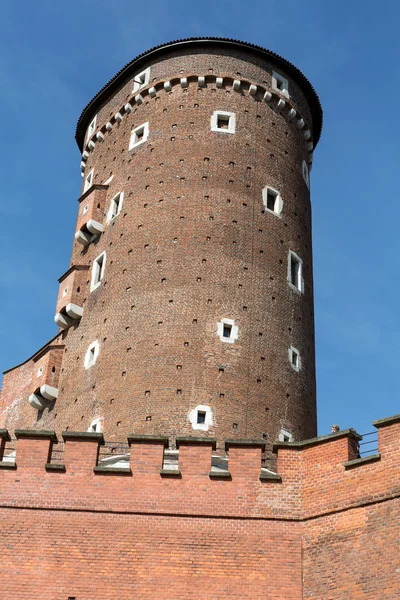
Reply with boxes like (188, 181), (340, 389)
(262, 186), (283, 216)
(37, 366), (43, 378)
(189, 405), (213, 431)
(289, 346), (301, 372)
(83, 169), (94, 193)
(86, 115), (97, 141)
(217, 318), (239, 344)
(278, 429), (293, 442)
(288, 251), (303, 294)
(90, 252), (106, 292)
(210, 111), (236, 134)
(107, 192), (124, 222)
(84, 340), (100, 370)
(129, 122), (149, 150)
(62, 286), (68, 298)
(272, 71), (289, 98)
(302, 160), (310, 189)
(88, 416), (102, 432)
(132, 67), (151, 93)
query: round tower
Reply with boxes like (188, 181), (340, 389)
(33, 38), (322, 447)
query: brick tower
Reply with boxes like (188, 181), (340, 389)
(0, 38), (322, 450)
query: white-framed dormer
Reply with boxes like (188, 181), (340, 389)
(84, 340), (100, 370)
(302, 160), (310, 189)
(132, 67), (151, 93)
(288, 346), (301, 372)
(83, 169), (94, 193)
(287, 251), (303, 294)
(86, 115), (97, 142)
(88, 416), (102, 432)
(262, 186), (283, 216)
(272, 71), (289, 98)
(90, 252), (106, 292)
(278, 429), (293, 442)
(188, 404), (213, 431)
(210, 111), (236, 134)
(129, 122), (149, 150)
(107, 191), (124, 222)
(217, 318), (239, 344)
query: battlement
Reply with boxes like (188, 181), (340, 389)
(0, 415), (398, 521)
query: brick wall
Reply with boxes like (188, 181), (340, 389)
(0, 415), (398, 599)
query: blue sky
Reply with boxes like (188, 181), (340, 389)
(0, 0), (398, 438)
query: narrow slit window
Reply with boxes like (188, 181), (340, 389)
(84, 169), (94, 193)
(108, 192), (124, 221)
(86, 115), (97, 141)
(289, 346), (301, 371)
(91, 252), (106, 291)
(197, 411), (206, 424)
(84, 341), (99, 370)
(288, 251), (303, 293)
(302, 160), (310, 189)
(223, 323), (232, 339)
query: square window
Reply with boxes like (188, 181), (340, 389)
(84, 169), (94, 193)
(132, 68), (150, 93)
(278, 429), (293, 442)
(288, 251), (303, 293)
(272, 71), (289, 97)
(211, 111), (236, 134)
(129, 123), (149, 150)
(91, 252), (106, 292)
(197, 411), (206, 424)
(108, 192), (124, 222)
(217, 318), (238, 343)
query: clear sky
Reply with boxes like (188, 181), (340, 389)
(0, 0), (398, 439)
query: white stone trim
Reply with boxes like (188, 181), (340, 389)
(278, 429), (293, 442)
(132, 67), (150, 93)
(90, 252), (106, 292)
(302, 160), (310, 189)
(210, 111), (236, 134)
(288, 251), (303, 294)
(86, 115), (97, 142)
(272, 71), (289, 97)
(129, 122), (149, 150)
(83, 169), (94, 193)
(107, 191), (124, 222)
(217, 318), (239, 343)
(189, 405), (213, 431)
(262, 186), (283, 216)
(84, 340), (99, 370)
(288, 346), (301, 372)
(88, 416), (102, 432)
(40, 384), (58, 401)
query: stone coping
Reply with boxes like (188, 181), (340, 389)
(62, 431), (105, 445)
(225, 439), (266, 451)
(77, 183), (109, 204)
(15, 430), (58, 442)
(58, 264), (89, 283)
(0, 429), (11, 441)
(272, 428), (362, 453)
(176, 437), (217, 450)
(373, 414), (400, 428)
(127, 434), (169, 447)
(344, 454), (381, 469)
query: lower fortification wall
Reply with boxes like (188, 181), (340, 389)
(0, 416), (398, 599)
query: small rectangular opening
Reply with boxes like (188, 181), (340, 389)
(217, 115), (230, 130)
(197, 411), (206, 424)
(266, 190), (276, 212)
(136, 128), (144, 142)
(290, 255), (300, 290)
(111, 193), (121, 219)
(223, 323), (232, 339)
(283, 434), (290, 442)
(292, 351), (299, 367)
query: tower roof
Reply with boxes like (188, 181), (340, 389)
(75, 37), (323, 151)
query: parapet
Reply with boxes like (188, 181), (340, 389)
(0, 416), (398, 521)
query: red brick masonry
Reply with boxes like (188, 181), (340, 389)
(0, 415), (398, 599)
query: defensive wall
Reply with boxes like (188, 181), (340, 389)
(0, 414), (398, 599)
